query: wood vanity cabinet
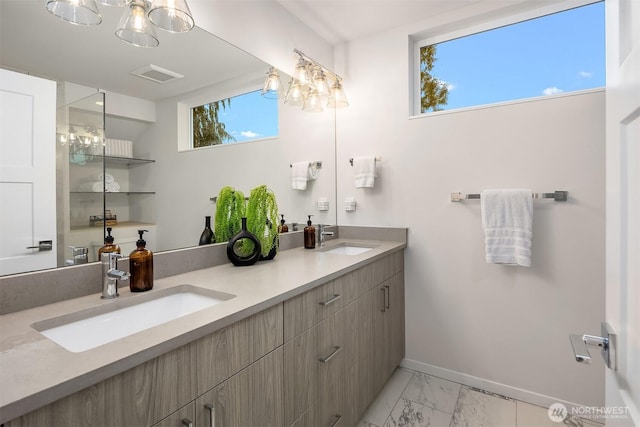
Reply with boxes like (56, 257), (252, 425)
(285, 250), (405, 427)
(5, 250), (404, 427)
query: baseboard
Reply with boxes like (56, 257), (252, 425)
(400, 358), (587, 414)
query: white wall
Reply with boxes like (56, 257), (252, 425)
(334, 26), (606, 408)
(132, 77), (336, 252)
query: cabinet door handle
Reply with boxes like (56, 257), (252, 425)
(26, 240), (53, 251)
(319, 345), (342, 363)
(330, 414), (343, 426)
(385, 285), (390, 310)
(181, 419), (193, 427)
(205, 403), (215, 427)
(319, 294), (342, 306)
(380, 287), (386, 312)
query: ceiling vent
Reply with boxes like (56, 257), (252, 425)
(130, 64), (183, 84)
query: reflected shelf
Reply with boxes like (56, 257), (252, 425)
(69, 154), (155, 166)
(70, 191), (156, 195)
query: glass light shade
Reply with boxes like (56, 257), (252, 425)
(261, 67), (284, 99)
(45, 0), (102, 25)
(148, 0), (195, 33)
(327, 80), (349, 108)
(295, 58), (310, 84)
(302, 90), (323, 113)
(284, 79), (308, 106)
(116, 0), (159, 48)
(311, 67), (330, 97)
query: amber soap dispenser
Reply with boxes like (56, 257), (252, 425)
(304, 215), (316, 249)
(98, 227), (121, 258)
(129, 229), (153, 292)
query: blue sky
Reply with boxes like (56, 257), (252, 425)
(428, 2), (605, 111)
(218, 90), (279, 143)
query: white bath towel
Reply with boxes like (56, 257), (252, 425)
(106, 181), (120, 192)
(291, 161), (314, 190)
(481, 189), (533, 267)
(78, 181), (104, 192)
(353, 156), (377, 188)
(98, 173), (114, 183)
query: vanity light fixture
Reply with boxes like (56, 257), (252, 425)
(45, 0), (195, 47)
(270, 49), (348, 112)
(116, 0), (158, 48)
(45, 0), (102, 26)
(261, 67), (284, 99)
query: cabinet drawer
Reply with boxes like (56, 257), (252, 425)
(5, 343), (197, 427)
(284, 280), (343, 341)
(196, 304), (283, 395)
(195, 347), (284, 427)
(284, 312), (346, 426)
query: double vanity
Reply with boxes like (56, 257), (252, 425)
(0, 226), (406, 426)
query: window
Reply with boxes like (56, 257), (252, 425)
(418, 2), (605, 113)
(191, 89), (278, 148)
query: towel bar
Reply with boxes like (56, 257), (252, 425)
(289, 161), (322, 168)
(450, 190), (568, 202)
(349, 156), (382, 166)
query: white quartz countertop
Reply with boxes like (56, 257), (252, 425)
(0, 237), (405, 423)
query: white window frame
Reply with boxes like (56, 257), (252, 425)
(177, 73), (277, 151)
(411, 0), (603, 117)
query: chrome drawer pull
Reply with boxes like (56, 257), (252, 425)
(181, 419), (193, 427)
(319, 345), (342, 363)
(319, 294), (342, 306)
(205, 403), (215, 427)
(384, 285), (390, 309)
(330, 414), (343, 426)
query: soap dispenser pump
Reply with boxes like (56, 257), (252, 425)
(98, 227), (121, 258)
(304, 215), (315, 249)
(278, 214), (289, 233)
(129, 229), (153, 292)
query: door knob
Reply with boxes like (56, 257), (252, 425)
(569, 322), (616, 370)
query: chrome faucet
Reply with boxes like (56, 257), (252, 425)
(101, 253), (130, 299)
(318, 224), (335, 247)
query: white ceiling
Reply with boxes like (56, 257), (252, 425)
(276, 0), (482, 45)
(0, 0), (268, 102)
(1, 0), (566, 102)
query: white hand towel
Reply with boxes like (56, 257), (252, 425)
(98, 173), (114, 183)
(481, 189), (533, 267)
(291, 161), (311, 190)
(78, 182), (104, 192)
(106, 181), (121, 192)
(353, 156), (377, 188)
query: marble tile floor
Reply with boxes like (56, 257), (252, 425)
(357, 367), (604, 427)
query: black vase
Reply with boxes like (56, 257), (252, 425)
(226, 218), (261, 266)
(199, 216), (215, 245)
(261, 234), (278, 261)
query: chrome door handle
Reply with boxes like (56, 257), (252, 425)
(380, 287), (386, 312)
(204, 403), (215, 427)
(319, 294), (342, 306)
(319, 345), (342, 363)
(384, 285), (390, 309)
(26, 240), (53, 251)
(569, 322), (616, 370)
(181, 419), (193, 427)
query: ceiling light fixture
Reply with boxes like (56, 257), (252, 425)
(266, 49), (348, 112)
(44, 0), (194, 47)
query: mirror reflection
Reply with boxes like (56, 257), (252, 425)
(0, 0), (336, 276)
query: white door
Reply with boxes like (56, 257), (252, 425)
(605, 0), (640, 425)
(0, 69), (57, 275)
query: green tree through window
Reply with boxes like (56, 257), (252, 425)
(192, 99), (235, 148)
(420, 45), (449, 113)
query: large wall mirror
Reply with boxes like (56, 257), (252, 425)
(0, 0), (336, 276)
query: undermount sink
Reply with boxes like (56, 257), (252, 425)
(32, 285), (235, 353)
(319, 243), (376, 255)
